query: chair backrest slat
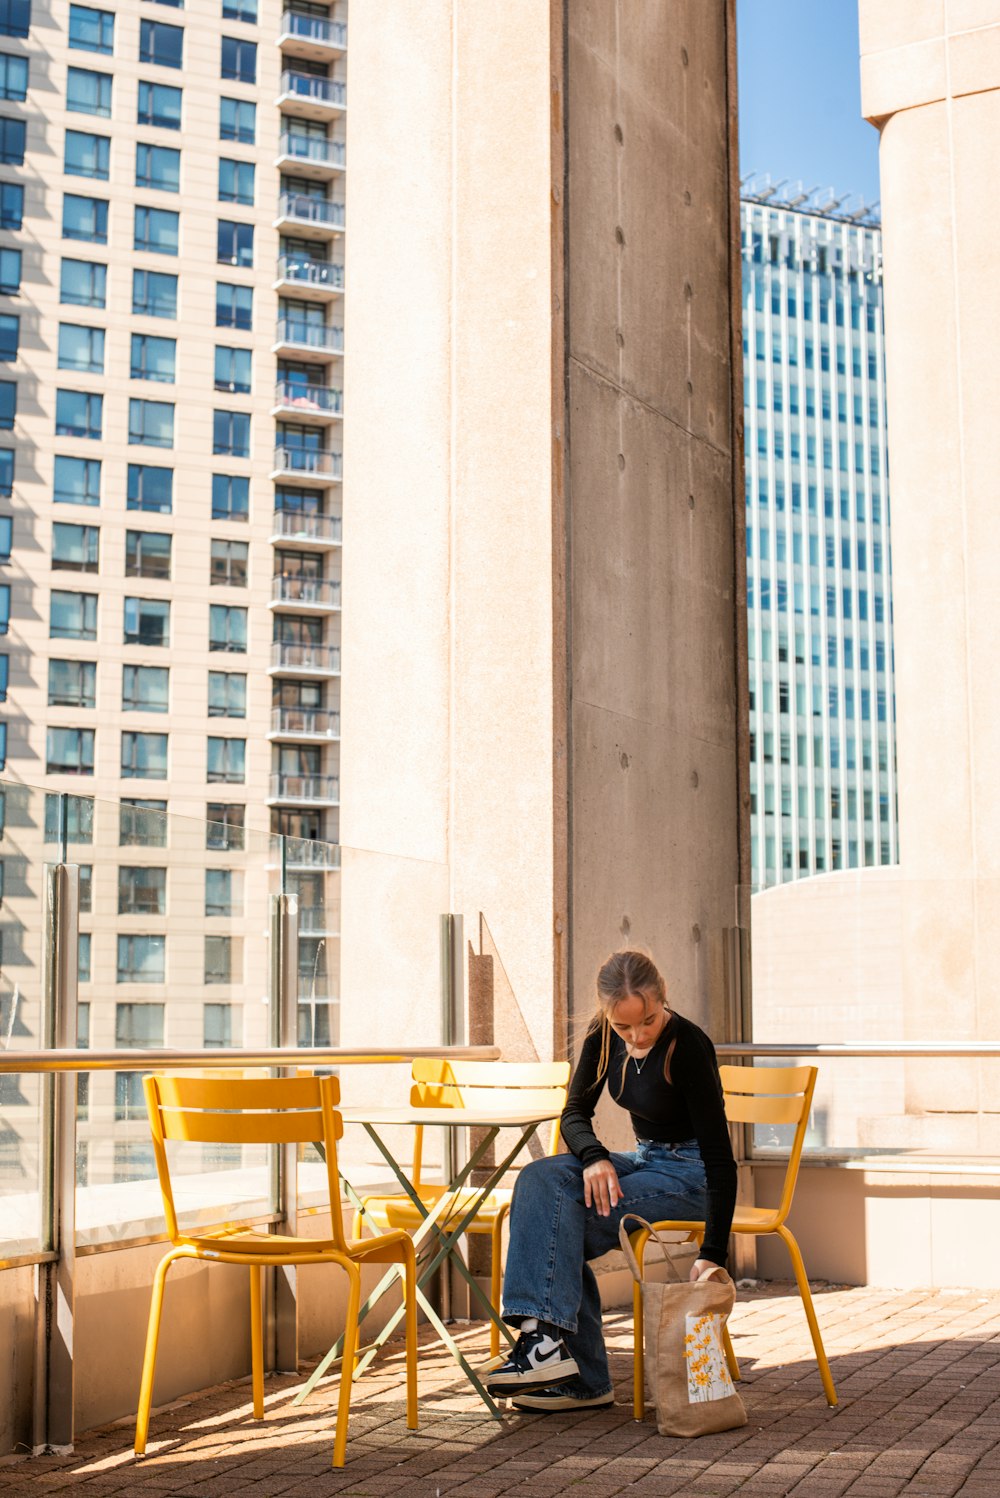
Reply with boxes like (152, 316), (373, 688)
(718, 1064), (813, 1095)
(159, 1107), (332, 1145)
(411, 1059), (570, 1089)
(157, 1075), (331, 1111)
(410, 1083), (566, 1113)
(723, 1094), (804, 1126)
(719, 1063), (818, 1228)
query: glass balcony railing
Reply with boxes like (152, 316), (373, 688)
(270, 706), (340, 739)
(274, 380), (343, 415)
(272, 446), (342, 479)
(268, 773), (339, 804)
(278, 133), (346, 169)
(275, 255), (344, 292)
(276, 192), (345, 229)
(271, 576), (341, 608)
(274, 318), (344, 353)
(279, 12), (347, 49)
(271, 510), (342, 544)
(279, 71), (347, 108)
(270, 641), (341, 673)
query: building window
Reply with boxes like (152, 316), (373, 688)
(0, 52), (27, 100)
(118, 866), (166, 915)
(56, 389), (102, 439)
(123, 595), (169, 647)
(204, 1001), (233, 1046)
(212, 410), (250, 457)
(64, 128), (109, 179)
(123, 663), (169, 712)
(0, 448), (11, 495)
(116, 939), (166, 984)
(57, 322), (105, 373)
(209, 603), (246, 652)
(130, 333), (176, 383)
(0, 312), (17, 359)
(69, 4), (114, 52)
(211, 473), (249, 521)
(60, 258), (106, 308)
(134, 205), (178, 255)
(62, 193), (108, 243)
(0, 380), (14, 428)
(0, 656), (5, 702)
(216, 282), (252, 329)
(207, 736), (245, 783)
(132, 269), (177, 319)
(0, 247), (20, 294)
(0, 181), (22, 229)
(214, 346), (251, 394)
(0, 2), (30, 41)
(205, 936), (240, 985)
(67, 66), (111, 116)
(205, 868), (242, 918)
(48, 658), (96, 708)
(127, 463), (172, 513)
(220, 96), (255, 144)
(221, 36), (256, 83)
(52, 521), (99, 572)
(139, 19), (183, 69)
(206, 801), (245, 848)
(119, 798), (167, 847)
(137, 78), (181, 129)
(208, 671), (246, 719)
(0, 513), (9, 559)
(0, 115), (24, 164)
(218, 158), (254, 205)
(210, 539), (248, 587)
(135, 142), (179, 193)
(121, 730), (168, 779)
(217, 220), (253, 267)
(54, 456), (101, 506)
(0, 581), (8, 634)
(44, 791), (94, 844)
(223, 0), (257, 20)
(50, 589), (97, 640)
(78, 864), (92, 911)
(125, 528), (172, 579)
(128, 398), (174, 448)
(46, 726), (95, 775)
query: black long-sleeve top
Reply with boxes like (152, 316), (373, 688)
(560, 1012), (737, 1266)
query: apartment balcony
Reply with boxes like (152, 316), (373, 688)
(267, 773), (340, 807)
(268, 642), (341, 677)
(270, 576), (342, 613)
(276, 11), (347, 62)
(276, 132), (346, 180)
(277, 70), (347, 120)
(268, 707), (340, 743)
(274, 254), (344, 301)
(297, 906), (341, 935)
(274, 192), (345, 241)
(270, 446), (342, 484)
(284, 836), (341, 868)
(272, 379), (343, 423)
(270, 510), (342, 548)
(272, 317), (344, 361)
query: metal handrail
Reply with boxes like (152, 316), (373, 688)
(279, 71), (346, 106)
(0, 1045), (501, 1074)
(715, 1042), (1000, 1058)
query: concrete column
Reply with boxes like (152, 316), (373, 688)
(860, 1), (1000, 1142)
(339, 2), (745, 1130)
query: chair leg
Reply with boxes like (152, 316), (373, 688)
(351, 1208), (364, 1240)
(402, 1241), (419, 1431)
(631, 1232), (648, 1421)
(250, 1264), (264, 1419)
(332, 1262), (362, 1469)
(134, 1251), (178, 1455)
(489, 1207), (508, 1359)
(722, 1321), (741, 1382)
(777, 1224), (838, 1407)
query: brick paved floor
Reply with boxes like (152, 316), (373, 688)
(3, 1282), (1000, 1497)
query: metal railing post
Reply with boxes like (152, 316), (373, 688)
(439, 914), (465, 1320)
(268, 890), (300, 1373)
(33, 862), (79, 1453)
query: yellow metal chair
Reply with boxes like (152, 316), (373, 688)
(135, 1072), (418, 1468)
(354, 1058), (570, 1356)
(629, 1064), (837, 1416)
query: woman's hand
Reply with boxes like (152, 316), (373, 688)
(689, 1257), (723, 1282)
(583, 1160), (622, 1217)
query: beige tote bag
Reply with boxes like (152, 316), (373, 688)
(619, 1214), (748, 1438)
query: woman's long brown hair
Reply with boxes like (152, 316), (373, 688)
(589, 949), (676, 1098)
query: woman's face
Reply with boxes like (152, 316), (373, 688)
(608, 991), (667, 1053)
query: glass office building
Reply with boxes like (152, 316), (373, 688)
(742, 191), (898, 890)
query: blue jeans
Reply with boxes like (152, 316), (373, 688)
(501, 1142), (707, 1397)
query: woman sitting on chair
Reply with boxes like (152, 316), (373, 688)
(486, 948), (736, 1412)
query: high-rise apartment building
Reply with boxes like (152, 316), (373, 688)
(741, 190), (898, 890)
(0, 1), (346, 1124)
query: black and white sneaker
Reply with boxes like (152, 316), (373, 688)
(484, 1325), (579, 1392)
(510, 1381), (614, 1412)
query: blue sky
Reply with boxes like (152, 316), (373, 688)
(737, 0), (881, 210)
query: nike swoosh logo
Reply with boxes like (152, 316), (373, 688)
(533, 1346), (564, 1364)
